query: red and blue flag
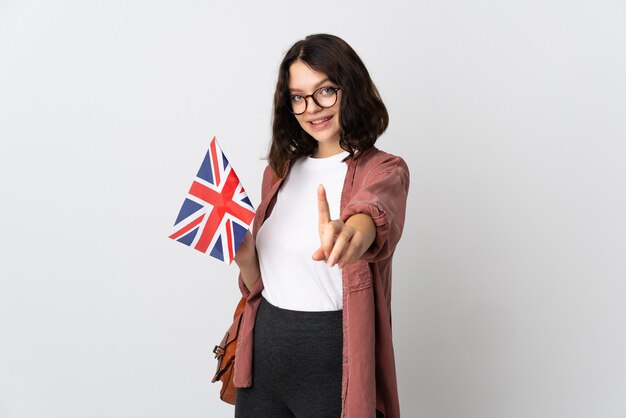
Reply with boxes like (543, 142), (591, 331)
(169, 136), (255, 264)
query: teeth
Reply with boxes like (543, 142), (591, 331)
(311, 116), (330, 125)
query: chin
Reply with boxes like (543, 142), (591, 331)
(311, 133), (338, 144)
(307, 127), (341, 145)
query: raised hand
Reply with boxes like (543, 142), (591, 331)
(312, 184), (376, 268)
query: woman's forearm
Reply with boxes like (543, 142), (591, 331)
(234, 231), (260, 292)
(238, 258), (260, 292)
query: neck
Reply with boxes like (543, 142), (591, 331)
(313, 140), (343, 158)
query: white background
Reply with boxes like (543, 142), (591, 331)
(1, 1), (625, 417)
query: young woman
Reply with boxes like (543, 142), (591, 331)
(232, 34), (409, 418)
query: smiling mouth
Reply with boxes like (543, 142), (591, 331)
(309, 115), (333, 125)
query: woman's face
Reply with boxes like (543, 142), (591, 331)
(288, 60), (343, 157)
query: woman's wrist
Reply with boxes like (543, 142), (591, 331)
(345, 213), (376, 253)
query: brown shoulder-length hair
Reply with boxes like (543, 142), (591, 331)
(268, 33), (389, 177)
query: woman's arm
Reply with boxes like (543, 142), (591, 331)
(339, 156), (410, 262)
(235, 165), (278, 294)
(234, 231), (260, 292)
(312, 185), (376, 268)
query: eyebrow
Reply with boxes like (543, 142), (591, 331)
(289, 78), (333, 94)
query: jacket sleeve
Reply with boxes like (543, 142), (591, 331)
(340, 157), (410, 262)
(237, 165), (276, 297)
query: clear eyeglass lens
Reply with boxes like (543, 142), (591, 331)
(314, 88), (337, 106)
(291, 88), (337, 114)
(292, 100), (306, 114)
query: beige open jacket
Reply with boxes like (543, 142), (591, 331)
(234, 147), (410, 418)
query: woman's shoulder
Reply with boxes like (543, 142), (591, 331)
(353, 147), (409, 178)
(262, 164), (276, 179)
(261, 164), (280, 191)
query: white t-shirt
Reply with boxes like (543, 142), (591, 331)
(256, 151), (349, 311)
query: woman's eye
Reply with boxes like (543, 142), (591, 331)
(291, 95), (303, 102)
(320, 87), (335, 95)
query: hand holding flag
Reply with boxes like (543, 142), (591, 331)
(169, 136), (255, 264)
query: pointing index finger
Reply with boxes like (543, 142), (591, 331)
(317, 184), (331, 225)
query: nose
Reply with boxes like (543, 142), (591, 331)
(304, 95), (323, 113)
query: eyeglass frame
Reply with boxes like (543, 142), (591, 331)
(288, 86), (341, 115)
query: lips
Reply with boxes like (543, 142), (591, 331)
(308, 115), (333, 126)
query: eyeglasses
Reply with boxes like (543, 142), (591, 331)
(289, 86), (341, 115)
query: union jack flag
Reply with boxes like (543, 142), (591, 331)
(169, 136), (255, 264)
